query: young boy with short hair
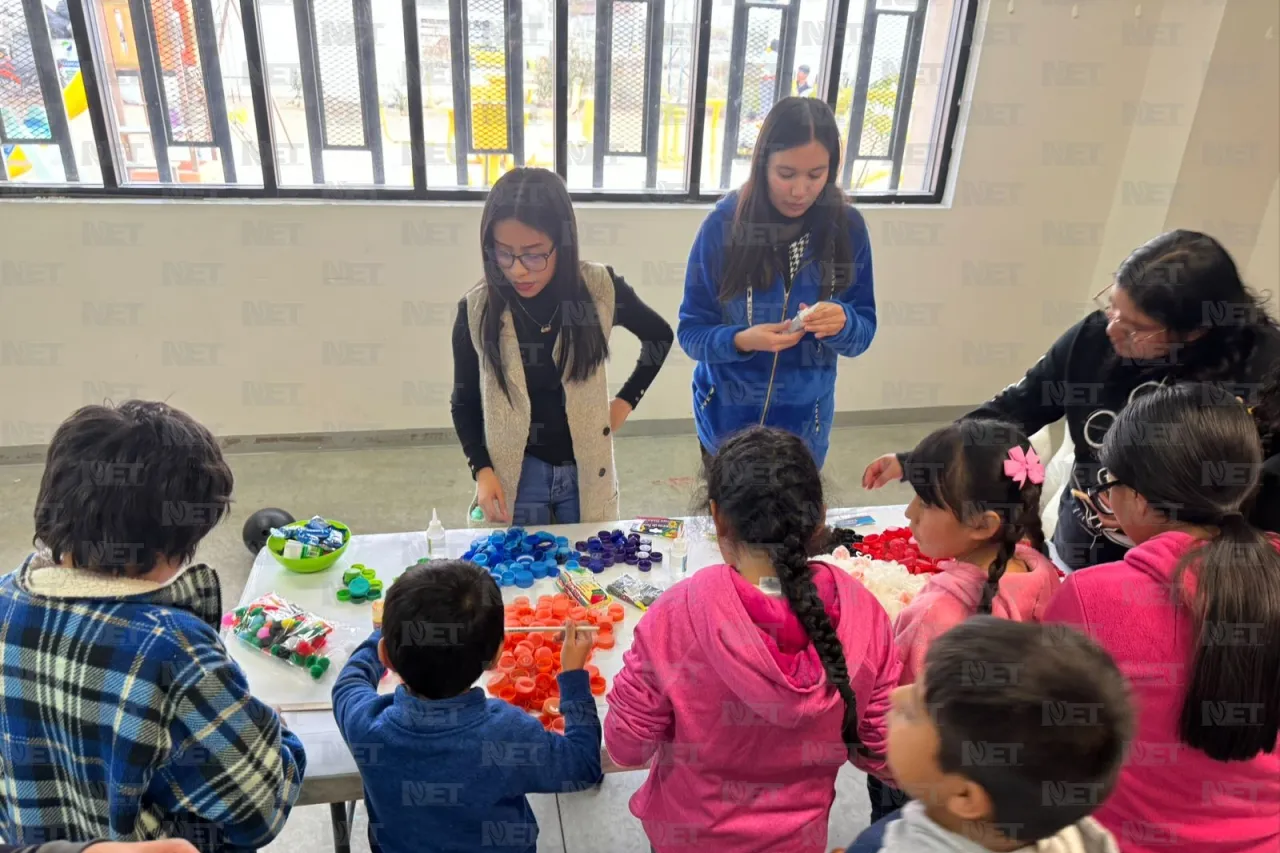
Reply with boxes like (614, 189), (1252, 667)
(0, 401), (306, 850)
(332, 561), (602, 853)
(846, 617), (1132, 853)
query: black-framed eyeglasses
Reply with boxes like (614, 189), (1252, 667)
(1078, 477), (1127, 517)
(489, 247), (555, 272)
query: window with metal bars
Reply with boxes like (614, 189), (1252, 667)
(0, 0), (976, 201)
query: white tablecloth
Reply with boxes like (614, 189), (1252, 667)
(231, 506), (909, 846)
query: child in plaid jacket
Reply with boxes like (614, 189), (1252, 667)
(0, 401), (306, 852)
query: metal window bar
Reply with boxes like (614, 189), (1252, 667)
(125, 0), (172, 181)
(2, 0), (980, 203)
(293, 0), (384, 184)
(447, 0), (523, 186)
(590, 0), (664, 189)
(188, 0), (236, 181)
(719, 0), (797, 191)
(401, 0), (426, 191)
(841, 7), (921, 189)
(0, 0), (80, 181)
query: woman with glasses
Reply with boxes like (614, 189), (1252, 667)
(451, 168), (673, 524)
(864, 230), (1279, 570)
(1044, 383), (1280, 853)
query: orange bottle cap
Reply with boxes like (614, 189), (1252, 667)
(551, 717), (565, 734)
(498, 686), (517, 701)
(594, 632), (616, 650)
(589, 676), (607, 696)
(568, 607), (588, 621)
(513, 676), (536, 694)
(543, 696), (561, 715)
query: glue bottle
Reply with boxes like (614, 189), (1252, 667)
(427, 508), (446, 558)
(670, 532), (688, 578)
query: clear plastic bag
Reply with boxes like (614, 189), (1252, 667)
(222, 592), (361, 682)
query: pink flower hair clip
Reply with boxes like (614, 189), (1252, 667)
(1004, 446), (1046, 488)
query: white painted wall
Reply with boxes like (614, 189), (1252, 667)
(1, 0), (1277, 447)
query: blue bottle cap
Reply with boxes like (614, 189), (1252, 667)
(516, 554), (535, 564)
(565, 560), (581, 572)
(639, 537), (653, 546)
(568, 550), (581, 561)
(490, 571), (503, 583)
(500, 571), (516, 587)
(530, 562), (548, 579)
(473, 554), (489, 566)
(588, 559), (604, 574)
(556, 546), (570, 557)
(628, 533), (640, 543)
(489, 532), (504, 544)
(587, 537), (601, 549)
(650, 551), (664, 562)
(597, 530), (611, 539)
(555, 536), (570, 547)
(471, 537), (486, 549)
(537, 531), (556, 542)
(602, 556), (615, 567)
(462, 550), (475, 562)
(508, 526), (526, 537)
(638, 559), (652, 572)
(514, 570), (535, 588)
(575, 540), (588, 551)
(626, 555), (639, 565)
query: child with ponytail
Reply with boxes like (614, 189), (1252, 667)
(604, 427), (901, 853)
(1044, 382), (1280, 853)
(894, 419), (1061, 686)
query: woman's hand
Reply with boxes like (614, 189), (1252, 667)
(476, 467), (511, 523)
(734, 322), (805, 353)
(862, 453), (904, 489)
(609, 398), (633, 433)
(798, 302), (847, 339)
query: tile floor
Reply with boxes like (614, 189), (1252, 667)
(0, 423), (938, 853)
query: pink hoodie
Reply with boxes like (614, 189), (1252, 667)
(604, 562), (901, 853)
(894, 543), (1061, 684)
(1044, 531), (1280, 853)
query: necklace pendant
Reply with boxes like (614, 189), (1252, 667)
(540, 324), (552, 334)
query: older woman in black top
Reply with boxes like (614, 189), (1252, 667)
(451, 168), (673, 525)
(864, 230), (1280, 570)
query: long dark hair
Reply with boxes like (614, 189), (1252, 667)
(1101, 383), (1280, 761)
(702, 426), (867, 759)
(905, 419), (1049, 614)
(720, 98), (853, 303)
(1113, 230), (1278, 382)
(478, 168), (608, 400)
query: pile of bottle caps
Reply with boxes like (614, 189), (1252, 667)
(272, 516), (347, 560)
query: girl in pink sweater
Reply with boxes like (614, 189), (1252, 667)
(604, 427), (902, 853)
(1044, 383), (1280, 853)
(894, 419), (1062, 686)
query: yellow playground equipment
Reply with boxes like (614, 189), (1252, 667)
(5, 70), (87, 180)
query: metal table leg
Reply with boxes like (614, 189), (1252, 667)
(329, 800), (353, 853)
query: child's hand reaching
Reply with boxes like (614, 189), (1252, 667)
(559, 620), (593, 672)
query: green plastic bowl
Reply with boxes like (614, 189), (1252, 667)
(267, 520), (352, 574)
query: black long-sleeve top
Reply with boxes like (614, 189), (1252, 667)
(951, 312), (1280, 568)
(451, 268), (674, 476)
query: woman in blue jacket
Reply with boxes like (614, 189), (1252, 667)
(678, 97), (876, 467)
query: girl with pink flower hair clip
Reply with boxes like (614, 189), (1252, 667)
(861, 419), (1064, 822)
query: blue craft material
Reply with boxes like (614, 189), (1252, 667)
(462, 550), (475, 562)
(473, 554), (489, 567)
(602, 556), (615, 568)
(500, 571), (515, 587)
(588, 559), (604, 574)
(516, 555), (534, 564)
(514, 570), (534, 588)
(530, 563), (548, 579)
(564, 560), (581, 572)
(638, 559), (652, 573)
(555, 536), (569, 547)
(625, 555), (639, 565)
(650, 551), (664, 563)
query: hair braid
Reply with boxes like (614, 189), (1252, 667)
(774, 530), (867, 759)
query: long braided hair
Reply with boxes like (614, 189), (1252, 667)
(702, 426), (867, 759)
(903, 419), (1048, 614)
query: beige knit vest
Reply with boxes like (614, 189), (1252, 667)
(464, 262), (621, 524)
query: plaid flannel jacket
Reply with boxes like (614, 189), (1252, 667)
(0, 554), (306, 851)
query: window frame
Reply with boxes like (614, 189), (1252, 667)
(0, 0), (978, 203)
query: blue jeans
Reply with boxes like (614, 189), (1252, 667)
(512, 454), (581, 525)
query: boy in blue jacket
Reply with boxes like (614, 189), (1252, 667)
(333, 561), (602, 853)
(678, 98), (876, 467)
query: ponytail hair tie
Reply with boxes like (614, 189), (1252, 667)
(1218, 511), (1246, 524)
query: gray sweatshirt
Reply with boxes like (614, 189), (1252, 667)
(881, 802), (1120, 853)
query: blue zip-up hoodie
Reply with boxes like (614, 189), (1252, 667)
(678, 192), (876, 465)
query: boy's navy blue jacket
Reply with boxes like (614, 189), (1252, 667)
(332, 633), (603, 853)
(678, 192), (876, 465)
